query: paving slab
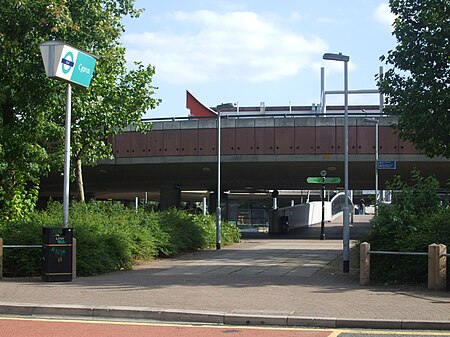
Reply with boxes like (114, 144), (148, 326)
(0, 215), (449, 330)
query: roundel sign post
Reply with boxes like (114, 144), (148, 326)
(39, 41), (97, 229)
(39, 41), (96, 87)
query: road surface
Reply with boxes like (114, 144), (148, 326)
(1, 317), (449, 337)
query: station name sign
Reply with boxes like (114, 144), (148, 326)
(39, 41), (97, 87)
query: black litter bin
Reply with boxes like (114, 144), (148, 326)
(42, 227), (73, 282)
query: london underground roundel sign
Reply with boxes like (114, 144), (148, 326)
(40, 41), (97, 88)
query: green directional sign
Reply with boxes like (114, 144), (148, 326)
(325, 177), (341, 184)
(307, 177), (341, 184)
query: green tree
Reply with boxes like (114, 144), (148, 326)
(0, 0), (64, 220)
(378, 0), (450, 158)
(0, 0), (160, 217)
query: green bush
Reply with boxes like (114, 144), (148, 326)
(0, 218), (42, 277)
(0, 201), (241, 277)
(156, 209), (206, 256)
(361, 170), (449, 285)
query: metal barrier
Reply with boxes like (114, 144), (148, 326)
(370, 251), (427, 256)
(0, 238), (76, 280)
(360, 242), (447, 291)
(141, 112), (385, 123)
(3, 245), (42, 248)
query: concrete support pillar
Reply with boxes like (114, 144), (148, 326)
(208, 192), (228, 219)
(208, 191), (216, 214)
(160, 185), (181, 210)
(360, 242), (370, 286)
(428, 244), (447, 291)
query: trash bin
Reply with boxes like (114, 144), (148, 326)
(279, 216), (289, 233)
(42, 227), (73, 282)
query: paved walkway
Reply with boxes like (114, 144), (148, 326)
(0, 215), (449, 330)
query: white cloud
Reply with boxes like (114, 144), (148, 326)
(123, 10), (328, 84)
(316, 17), (339, 24)
(289, 11), (302, 22)
(373, 3), (395, 28)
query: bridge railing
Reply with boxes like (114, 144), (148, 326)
(142, 111), (386, 123)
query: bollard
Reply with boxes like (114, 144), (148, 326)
(428, 244), (447, 291)
(0, 238), (2, 280)
(360, 242), (370, 285)
(72, 238), (76, 279)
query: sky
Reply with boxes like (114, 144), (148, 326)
(121, 0), (397, 118)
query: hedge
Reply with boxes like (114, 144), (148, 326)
(0, 201), (241, 277)
(360, 170), (449, 286)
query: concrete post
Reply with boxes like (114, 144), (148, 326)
(72, 238), (76, 279)
(360, 242), (370, 286)
(202, 196), (207, 215)
(428, 244), (447, 291)
(0, 238), (3, 280)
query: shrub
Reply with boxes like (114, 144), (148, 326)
(0, 201), (241, 277)
(156, 209), (206, 256)
(361, 170), (449, 285)
(0, 218), (42, 277)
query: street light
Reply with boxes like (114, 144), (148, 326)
(323, 52), (350, 273)
(39, 41), (97, 227)
(216, 102), (234, 250)
(364, 117), (379, 214)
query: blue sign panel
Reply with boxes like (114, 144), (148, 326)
(377, 160), (397, 169)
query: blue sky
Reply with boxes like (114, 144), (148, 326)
(122, 0), (396, 118)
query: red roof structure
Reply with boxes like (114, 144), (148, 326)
(186, 90), (217, 118)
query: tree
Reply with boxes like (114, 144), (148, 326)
(0, 0), (160, 218)
(71, 57), (159, 202)
(378, 0), (450, 158)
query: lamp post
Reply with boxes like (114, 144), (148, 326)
(323, 52), (350, 273)
(216, 103), (234, 250)
(320, 170), (327, 240)
(364, 117), (379, 214)
(39, 41), (96, 227)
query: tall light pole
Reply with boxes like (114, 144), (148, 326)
(364, 117), (379, 214)
(39, 41), (96, 227)
(323, 52), (350, 273)
(216, 103), (234, 250)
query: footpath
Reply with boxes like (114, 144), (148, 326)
(0, 215), (449, 330)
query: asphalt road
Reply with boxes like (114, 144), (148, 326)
(1, 317), (449, 337)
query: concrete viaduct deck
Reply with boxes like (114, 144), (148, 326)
(40, 115), (449, 205)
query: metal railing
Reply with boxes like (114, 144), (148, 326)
(369, 250), (427, 257)
(141, 111), (386, 123)
(360, 242), (448, 291)
(3, 245), (42, 248)
(0, 239), (77, 280)
(370, 250), (450, 258)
